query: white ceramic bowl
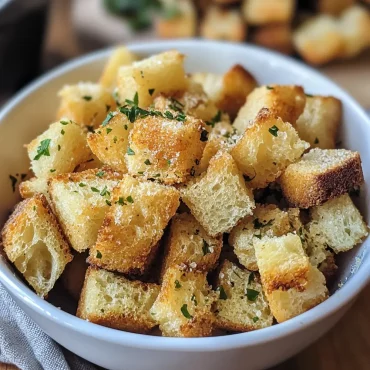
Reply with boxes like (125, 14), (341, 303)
(0, 40), (369, 370)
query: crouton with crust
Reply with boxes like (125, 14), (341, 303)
(19, 177), (48, 200)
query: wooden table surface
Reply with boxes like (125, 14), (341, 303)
(1, 1), (369, 369)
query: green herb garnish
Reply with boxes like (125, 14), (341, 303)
(100, 186), (110, 196)
(127, 147), (135, 155)
(217, 285), (228, 300)
(50, 169), (56, 173)
(205, 110), (221, 128)
(175, 280), (182, 289)
(202, 240), (211, 255)
(144, 159), (151, 165)
(180, 304), (193, 319)
(148, 88), (155, 96)
(60, 120), (69, 125)
(252, 316), (259, 323)
(83, 95), (92, 101)
(91, 187), (100, 193)
(269, 125), (279, 137)
(79, 183), (86, 187)
(106, 200), (112, 206)
(191, 294), (198, 306)
(34, 139), (51, 160)
(246, 288), (259, 302)
(61, 129), (65, 135)
(266, 86), (274, 90)
(96, 171), (105, 178)
(102, 112), (114, 127)
(126, 195), (134, 203)
(96, 250), (102, 259)
(106, 128), (112, 134)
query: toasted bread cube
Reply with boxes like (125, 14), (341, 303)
(233, 85), (306, 133)
(150, 266), (217, 337)
(181, 152), (255, 237)
(251, 24), (293, 55)
(200, 6), (247, 42)
(338, 5), (370, 59)
(99, 46), (137, 90)
(293, 15), (343, 65)
(280, 149), (364, 208)
(74, 155), (103, 172)
(231, 109), (309, 189)
(318, 0), (355, 15)
(48, 169), (122, 252)
(229, 204), (300, 271)
(295, 95), (342, 149)
(27, 120), (91, 178)
(215, 260), (273, 332)
(89, 176), (179, 274)
(77, 267), (160, 333)
(266, 265), (328, 323)
(57, 83), (116, 128)
(19, 177), (48, 199)
(254, 233), (310, 294)
(242, 0), (295, 25)
(1, 195), (72, 297)
(153, 81), (219, 123)
(306, 194), (368, 254)
(87, 112), (133, 172)
(155, 0), (196, 39)
(192, 65), (257, 119)
(195, 138), (228, 176)
(116, 51), (187, 108)
(302, 228), (327, 267)
(125, 114), (206, 184)
(161, 213), (222, 276)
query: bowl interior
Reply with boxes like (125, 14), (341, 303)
(0, 40), (369, 347)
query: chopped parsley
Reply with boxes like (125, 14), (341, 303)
(191, 294), (198, 306)
(246, 288), (259, 302)
(9, 175), (17, 192)
(138, 171), (144, 175)
(106, 127), (112, 134)
(266, 86), (274, 90)
(217, 285), (227, 300)
(126, 195), (134, 203)
(60, 120), (69, 125)
(34, 139), (51, 160)
(127, 147), (135, 155)
(248, 272), (255, 284)
(252, 316), (259, 323)
(58, 145), (61, 151)
(268, 125), (279, 137)
(124, 124), (128, 130)
(113, 136), (118, 144)
(61, 129), (65, 135)
(144, 159), (151, 165)
(164, 111), (174, 119)
(202, 240), (211, 255)
(148, 88), (155, 96)
(102, 112), (114, 127)
(82, 95), (92, 101)
(205, 110), (221, 128)
(105, 200), (112, 206)
(96, 170), (105, 178)
(168, 98), (184, 112)
(175, 280), (182, 289)
(200, 130), (208, 142)
(79, 183), (86, 187)
(91, 187), (100, 193)
(116, 197), (125, 206)
(100, 186), (110, 196)
(180, 304), (193, 319)
(254, 234), (262, 239)
(305, 93), (313, 98)
(50, 169), (56, 173)
(167, 159), (171, 166)
(314, 137), (319, 144)
(96, 250), (102, 259)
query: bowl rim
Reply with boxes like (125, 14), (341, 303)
(0, 39), (369, 352)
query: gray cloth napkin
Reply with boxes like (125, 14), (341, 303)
(0, 283), (96, 370)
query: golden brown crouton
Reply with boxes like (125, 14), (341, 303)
(229, 204), (301, 271)
(181, 151), (255, 237)
(254, 233), (310, 294)
(150, 266), (217, 337)
(161, 213), (222, 277)
(231, 109), (309, 189)
(19, 177), (48, 200)
(87, 112), (133, 172)
(89, 175), (179, 274)
(77, 267), (160, 333)
(125, 114), (206, 184)
(266, 265), (328, 323)
(116, 50), (187, 108)
(99, 46), (137, 90)
(27, 120), (92, 179)
(242, 0), (295, 25)
(233, 85), (306, 133)
(200, 6), (247, 42)
(280, 149), (364, 208)
(293, 15), (344, 65)
(1, 194), (72, 297)
(57, 83), (116, 128)
(306, 194), (368, 254)
(48, 169), (122, 252)
(295, 95), (342, 149)
(215, 260), (273, 332)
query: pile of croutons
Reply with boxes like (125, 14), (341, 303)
(1, 47), (368, 337)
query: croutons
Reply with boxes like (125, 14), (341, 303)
(233, 85), (306, 133)
(48, 169), (122, 252)
(27, 120), (91, 178)
(231, 109), (309, 189)
(125, 114), (206, 184)
(229, 204), (301, 271)
(1, 194), (72, 297)
(295, 95), (342, 149)
(293, 15), (343, 65)
(266, 265), (328, 323)
(155, 0), (197, 39)
(242, 0), (295, 25)
(161, 213), (222, 276)
(280, 149), (364, 208)
(181, 151), (255, 237)
(116, 51), (187, 108)
(192, 65), (257, 119)
(215, 260), (273, 332)
(89, 175), (179, 274)
(254, 233), (310, 294)
(99, 46), (137, 90)
(338, 5), (370, 59)
(19, 177), (48, 200)
(87, 112), (133, 172)
(305, 194), (368, 254)
(150, 266), (217, 337)
(57, 83), (116, 128)
(77, 267), (160, 333)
